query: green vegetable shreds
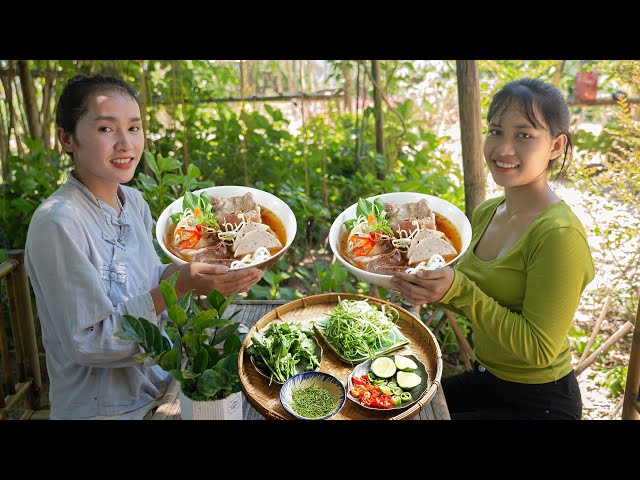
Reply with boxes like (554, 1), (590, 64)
(291, 384), (338, 419)
(323, 299), (399, 360)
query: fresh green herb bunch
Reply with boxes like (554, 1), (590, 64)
(170, 190), (219, 229)
(114, 272), (243, 401)
(246, 321), (321, 384)
(323, 299), (399, 360)
(343, 198), (394, 237)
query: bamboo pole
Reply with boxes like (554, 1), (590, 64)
(568, 97), (640, 108)
(239, 60), (249, 187)
(178, 61), (189, 170)
(0, 277), (17, 398)
(575, 321), (634, 376)
(5, 270), (26, 382)
(371, 60), (385, 179)
(424, 306), (443, 328)
(7, 250), (42, 409)
(444, 309), (475, 370)
(578, 295), (611, 366)
(17, 60), (42, 143)
(622, 300), (640, 420)
(0, 379), (32, 420)
(299, 61), (310, 197)
(455, 60), (486, 220)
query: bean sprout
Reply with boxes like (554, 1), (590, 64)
(405, 254), (446, 274)
(230, 246), (272, 269)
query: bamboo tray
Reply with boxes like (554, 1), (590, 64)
(238, 292), (443, 420)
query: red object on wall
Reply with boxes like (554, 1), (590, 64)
(574, 72), (599, 102)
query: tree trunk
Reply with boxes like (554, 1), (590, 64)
(354, 62), (361, 170)
(299, 61), (310, 197)
(0, 102), (7, 177)
(455, 60), (486, 220)
(342, 64), (353, 114)
(239, 60), (249, 186)
(178, 61), (189, 169)
(372, 60), (385, 180)
(41, 67), (54, 163)
(140, 62), (150, 175)
(551, 60), (565, 88)
(622, 301), (640, 420)
(17, 60), (42, 143)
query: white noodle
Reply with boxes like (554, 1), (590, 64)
(405, 254), (446, 274)
(229, 246), (272, 270)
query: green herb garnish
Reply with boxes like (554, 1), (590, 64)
(170, 190), (219, 229)
(291, 384), (338, 419)
(343, 198), (394, 237)
(323, 299), (399, 360)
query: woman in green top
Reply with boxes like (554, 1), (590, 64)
(391, 78), (595, 419)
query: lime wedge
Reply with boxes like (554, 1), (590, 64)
(397, 371), (422, 389)
(394, 355), (418, 372)
(370, 356), (397, 378)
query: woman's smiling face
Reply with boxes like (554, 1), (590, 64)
(483, 104), (564, 189)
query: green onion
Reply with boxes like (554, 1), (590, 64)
(291, 384), (338, 419)
(323, 299), (400, 360)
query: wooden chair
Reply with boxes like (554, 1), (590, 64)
(622, 298), (640, 420)
(0, 249), (44, 420)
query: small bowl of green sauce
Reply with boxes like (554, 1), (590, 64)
(280, 371), (346, 420)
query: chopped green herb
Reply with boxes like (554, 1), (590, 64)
(291, 384), (338, 419)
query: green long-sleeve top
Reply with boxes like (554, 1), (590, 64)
(436, 196), (595, 384)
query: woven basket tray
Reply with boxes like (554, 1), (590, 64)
(238, 292), (443, 420)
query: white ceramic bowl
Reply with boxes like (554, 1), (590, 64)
(280, 371), (346, 420)
(328, 192), (472, 289)
(156, 185), (297, 271)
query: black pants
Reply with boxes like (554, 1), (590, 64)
(441, 362), (582, 420)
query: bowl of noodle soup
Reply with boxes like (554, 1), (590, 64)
(156, 186), (297, 271)
(328, 192), (472, 289)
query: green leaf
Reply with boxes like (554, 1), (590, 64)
(223, 333), (241, 355)
(215, 352), (239, 376)
(141, 320), (161, 354)
(177, 290), (193, 310)
(163, 174), (183, 186)
(113, 314), (145, 343)
(197, 369), (227, 398)
(187, 164), (201, 179)
(136, 173), (157, 190)
(206, 289), (226, 311)
(211, 323), (241, 346)
(183, 190), (198, 212)
(193, 350), (209, 374)
(145, 151), (160, 178)
(159, 348), (180, 371)
(191, 309), (222, 331)
(168, 369), (185, 382)
(204, 344), (220, 367)
(167, 305), (187, 327)
(160, 280), (178, 308)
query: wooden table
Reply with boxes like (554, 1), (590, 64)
(148, 300), (450, 420)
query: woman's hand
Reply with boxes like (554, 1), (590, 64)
(174, 262), (263, 297)
(390, 267), (455, 305)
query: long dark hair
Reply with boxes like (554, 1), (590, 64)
(487, 77), (573, 178)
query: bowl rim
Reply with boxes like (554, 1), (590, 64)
(328, 191), (472, 283)
(155, 185), (297, 269)
(279, 371), (346, 420)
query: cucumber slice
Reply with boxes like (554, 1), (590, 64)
(394, 355), (418, 372)
(370, 356), (397, 378)
(397, 371), (422, 389)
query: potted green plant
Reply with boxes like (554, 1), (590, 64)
(114, 272), (244, 420)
